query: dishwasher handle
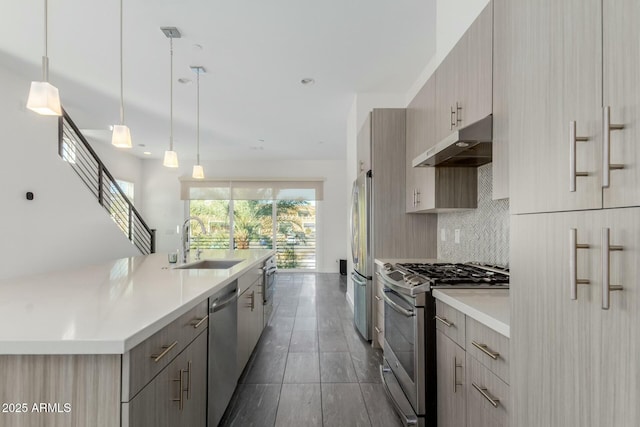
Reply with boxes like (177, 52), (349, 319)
(210, 289), (238, 313)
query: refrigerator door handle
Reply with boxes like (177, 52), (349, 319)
(350, 180), (359, 264)
(352, 272), (367, 286)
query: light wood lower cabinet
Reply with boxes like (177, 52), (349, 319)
(511, 208), (639, 427)
(237, 275), (264, 375)
(436, 300), (509, 427)
(124, 330), (207, 427)
(436, 330), (466, 427)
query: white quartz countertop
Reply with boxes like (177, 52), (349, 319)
(432, 289), (510, 338)
(0, 249), (274, 355)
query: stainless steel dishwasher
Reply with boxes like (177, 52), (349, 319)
(208, 280), (238, 427)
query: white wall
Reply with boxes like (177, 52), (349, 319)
(91, 143), (144, 207)
(141, 158), (347, 273)
(0, 64), (140, 281)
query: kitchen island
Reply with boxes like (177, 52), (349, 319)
(0, 249), (274, 427)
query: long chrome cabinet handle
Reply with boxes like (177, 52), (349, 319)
(569, 228), (590, 300)
(471, 341), (500, 360)
(185, 360), (192, 400)
(434, 315), (453, 327)
(173, 369), (184, 410)
(450, 106), (456, 130)
(602, 228), (623, 310)
(453, 357), (462, 393)
(191, 315), (208, 329)
(603, 106), (625, 188)
(151, 340), (178, 363)
(569, 121), (589, 192)
(472, 383), (500, 408)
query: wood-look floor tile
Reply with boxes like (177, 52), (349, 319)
(321, 383), (371, 427)
(283, 352), (320, 383)
(275, 384), (322, 427)
(320, 352), (358, 383)
(318, 329), (350, 352)
(219, 383), (281, 427)
(289, 330), (318, 353)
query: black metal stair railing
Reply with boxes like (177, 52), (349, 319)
(58, 108), (155, 255)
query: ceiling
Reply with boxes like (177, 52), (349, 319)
(0, 0), (436, 161)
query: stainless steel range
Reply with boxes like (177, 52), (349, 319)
(378, 262), (509, 427)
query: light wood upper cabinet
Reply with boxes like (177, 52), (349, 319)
(508, 0), (640, 213)
(491, 0), (510, 200)
(406, 74), (436, 213)
(357, 114), (372, 174)
(602, 0), (640, 208)
(435, 2), (493, 144)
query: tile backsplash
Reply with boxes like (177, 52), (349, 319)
(437, 163), (509, 266)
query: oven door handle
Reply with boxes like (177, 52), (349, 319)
(381, 292), (414, 317)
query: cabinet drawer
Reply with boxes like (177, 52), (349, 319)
(238, 265), (262, 295)
(465, 317), (509, 384)
(435, 301), (466, 348)
(124, 299), (209, 400)
(466, 355), (509, 427)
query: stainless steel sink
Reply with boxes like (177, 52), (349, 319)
(174, 259), (243, 270)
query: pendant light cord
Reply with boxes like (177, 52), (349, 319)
(43, 0), (48, 81)
(169, 36), (174, 151)
(119, 0), (125, 125)
(196, 69), (200, 165)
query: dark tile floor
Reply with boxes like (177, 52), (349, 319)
(219, 273), (402, 427)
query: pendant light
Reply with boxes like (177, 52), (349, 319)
(191, 66), (205, 179)
(111, 0), (132, 148)
(161, 27), (181, 168)
(26, 0), (62, 116)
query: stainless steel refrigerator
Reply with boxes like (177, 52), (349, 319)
(350, 170), (372, 340)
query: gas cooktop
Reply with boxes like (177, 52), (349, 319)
(382, 262), (509, 293)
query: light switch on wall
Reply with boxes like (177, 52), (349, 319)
(454, 229), (461, 244)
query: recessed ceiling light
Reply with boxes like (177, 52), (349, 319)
(301, 78), (315, 85)
(138, 143), (146, 147)
(178, 78), (192, 84)
(143, 151), (151, 155)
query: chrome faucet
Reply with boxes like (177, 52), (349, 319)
(182, 216), (207, 263)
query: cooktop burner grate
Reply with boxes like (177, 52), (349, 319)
(396, 263), (510, 286)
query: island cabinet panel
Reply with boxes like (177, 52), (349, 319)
(0, 354), (121, 427)
(237, 276), (264, 376)
(122, 299), (209, 400)
(124, 330), (207, 427)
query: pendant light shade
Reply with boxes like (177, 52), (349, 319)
(111, 124), (132, 148)
(161, 27), (181, 168)
(192, 164), (205, 179)
(163, 150), (179, 168)
(191, 66), (205, 179)
(26, 80), (62, 116)
(112, 0), (132, 148)
(27, 0), (62, 116)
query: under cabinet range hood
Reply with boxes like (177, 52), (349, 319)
(413, 115), (493, 167)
